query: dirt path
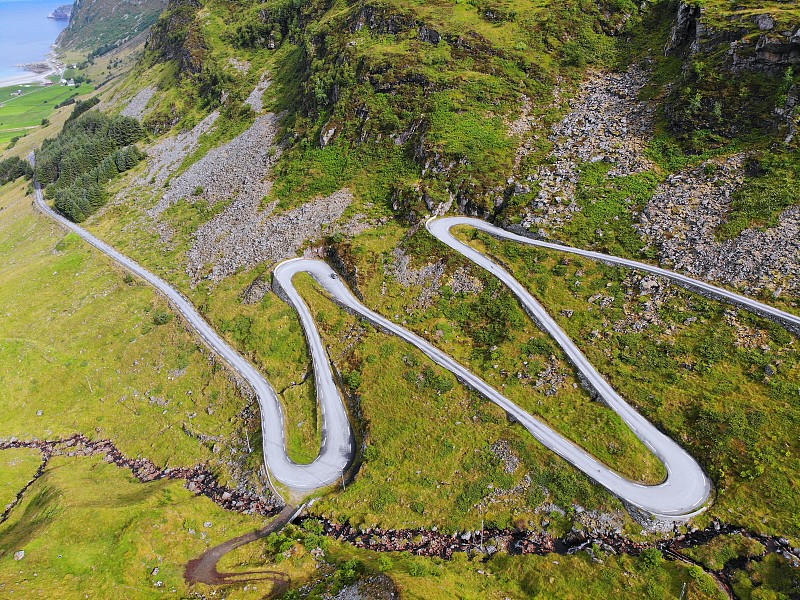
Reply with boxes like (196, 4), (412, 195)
(184, 503), (301, 592)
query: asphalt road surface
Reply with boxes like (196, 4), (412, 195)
(426, 216), (798, 515)
(275, 256), (711, 518)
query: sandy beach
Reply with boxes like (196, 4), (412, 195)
(0, 52), (62, 89)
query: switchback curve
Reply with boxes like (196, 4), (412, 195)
(31, 174), (351, 493)
(275, 256), (710, 518)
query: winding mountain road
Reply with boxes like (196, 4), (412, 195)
(32, 174), (351, 492)
(31, 164), (799, 518)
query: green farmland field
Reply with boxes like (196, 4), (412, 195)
(0, 83), (92, 145)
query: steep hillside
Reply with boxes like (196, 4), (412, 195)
(0, 0), (799, 597)
(88, 0), (800, 532)
(57, 0), (167, 55)
(135, 0), (643, 215)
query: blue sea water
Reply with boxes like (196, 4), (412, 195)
(0, 0), (69, 83)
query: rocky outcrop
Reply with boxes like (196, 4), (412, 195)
(729, 27), (800, 75)
(664, 1), (747, 57)
(146, 0), (205, 74)
(665, 1), (702, 53)
(779, 84), (799, 143)
(666, 1), (800, 75)
(48, 5), (72, 20)
(418, 24), (441, 45)
(348, 2), (441, 45)
(349, 4), (414, 35)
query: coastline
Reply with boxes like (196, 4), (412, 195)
(0, 50), (63, 89)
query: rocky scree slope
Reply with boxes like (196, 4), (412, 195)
(639, 156), (800, 296)
(135, 0), (652, 216)
(113, 84), (369, 286)
(518, 66), (656, 231)
(510, 59), (798, 299)
(133, 0), (799, 300)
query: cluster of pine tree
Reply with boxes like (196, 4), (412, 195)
(35, 108), (145, 222)
(64, 97), (100, 125)
(0, 156), (33, 186)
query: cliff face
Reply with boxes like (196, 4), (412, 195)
(731, 26), (800, 75)
(57, 0), (168, 53)
(662, 1), (799, 150)
(145, 0), (204, 74)
(667, 1), (800, 75)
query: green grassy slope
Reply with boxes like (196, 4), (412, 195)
(0, 449), (42, 511)
(0, 84), (92, 145)
(0, 178), (256, 485)
(0, 452), (734, 600)
(80, 0), (798, 533)
(0, 455), (271, 599)
(0, 0), (799, 596)
(459, 227), (800, 537)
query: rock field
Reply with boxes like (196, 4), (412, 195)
(640, 155), (800, 296)
(153, 113), (279, 217)
(512, 64), (797, 299)
(119, 106), (368, 284)
(520, 66), (656, 230)
(188, 189), (354, 284)
(385, 248), (483, 309)
(118, 64), (797, 299)
(140, 110), (220, 193)
(120, 86), (157, 120)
